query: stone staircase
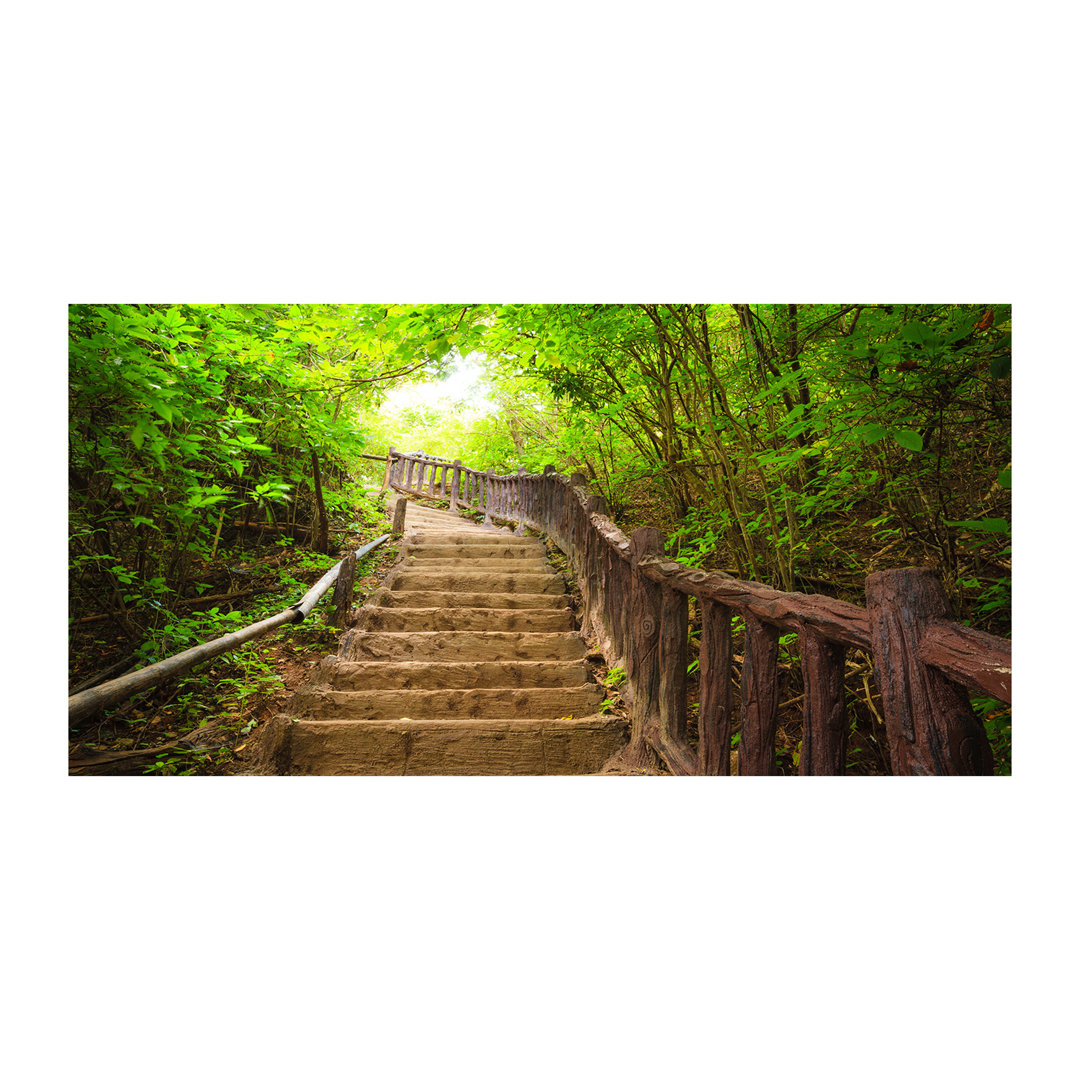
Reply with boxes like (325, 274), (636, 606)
(254, 501), (628, 774)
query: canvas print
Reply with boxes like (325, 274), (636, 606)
(68, 304), (1012, 776)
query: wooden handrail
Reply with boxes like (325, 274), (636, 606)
(68, 533), (391, 725)
(386, 449), (1011, 774)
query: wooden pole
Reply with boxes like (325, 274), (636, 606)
(738, 615), (781, 775)
(798, 627), (847, 775)
(449, 460), (461, 512)
(381, 446), (395, 493)
(391, 496), (407, 538)
(698, 599), (734, 775)
(654, 580), (694, 774)
(627, 527), (663, 764)
(329, 551), (357, 628)
(865, 568), (994, 775)
(515, 466), (527, 534)
(68, 609), (299, 725)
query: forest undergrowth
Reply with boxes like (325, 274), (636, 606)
(68, 489), (397, 775)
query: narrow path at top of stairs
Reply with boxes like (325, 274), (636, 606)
(256, 501), (629, 774)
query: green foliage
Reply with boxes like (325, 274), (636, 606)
(602, 666), (627, 689)
(69, 302), (470, 646)
(972, 696), (1011, 776)
(144, 749), (198, 776)
(424, 303), (1012, 626)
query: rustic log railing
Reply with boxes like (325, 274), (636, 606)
(387, 449), (1012, 776)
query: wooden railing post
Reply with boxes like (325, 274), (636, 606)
(654, 579), (695, 774)
(581, 494), (606, 638)
(329, 550), (357, 628)
(738, 615), (781, 775)
(798, 627), (847, 775)
(865, 568), (994, 775)
(484, 470), (494, 524)
(391, 496), (407, 538)
(626, 527), (663, 766)
(515, 466), (527, 534)
(382, 446), (395, 493)
(449, 460), (461, 512)
(699, 599), (734, 775)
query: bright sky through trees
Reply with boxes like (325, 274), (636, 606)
(383, 351), (493, 417)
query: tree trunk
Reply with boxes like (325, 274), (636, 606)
(310, 447), (330, 554)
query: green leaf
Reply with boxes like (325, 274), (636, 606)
(892, 430), (923, 452)
(997, 467), (1011, 489)
(856, 424), (889, 444)
(130, 424), (146, 449)
(944, 517), (1010, 533)
(899, 322), (936, 346)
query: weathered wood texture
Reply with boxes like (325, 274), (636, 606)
(449, 460), (462, 511)
(330, 551), (357, 628)
(391, 497), (407, 538)
(698, 599), (733, 775)
(738, 616), (781, 775)
(865, 568), (994, 775)
(653, 582), (694, 775)
(386, 450), (1010, 777)
(916, 621), (1011, 704)
(798, 627), (847, 775)
(627, 528), (663, 764)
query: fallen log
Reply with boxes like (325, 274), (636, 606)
(178, 587), (281, 608)
(69, 721), (228, 771)
(232, 519), (311, 536)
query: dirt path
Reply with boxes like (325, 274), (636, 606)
(251, 501), (628, 774)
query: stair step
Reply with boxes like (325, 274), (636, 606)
(381, 591), (570, 609)
(404, 544), (547, 560)
(399, 557), (554, 571)
(271, 715), (628, 775)
(390, 572), (566, 594)
(311, 659), (590, 690)
(287, 684), (606, 722)
(342, 631), (587, 662)
(402, 533), (539, 547)
(360, 607), (575, 633)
